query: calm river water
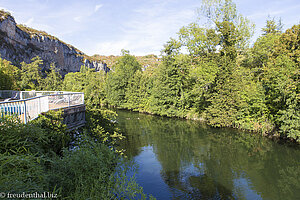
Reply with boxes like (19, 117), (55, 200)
(116, 110), (300, 200)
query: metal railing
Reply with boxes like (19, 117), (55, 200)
(0, 91), (84, 123)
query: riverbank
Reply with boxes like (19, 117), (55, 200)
(0, 108), (155, 199)
(112, 106), (299, 145)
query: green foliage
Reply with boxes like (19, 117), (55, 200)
(124, 70), (144, 109)
(179, 23), (219, 56)
(263, 25), (300, 141)
(106, 53), (141, 106)
(92, 0), (299, 142)
(262, 18), (283, 35)
(0, 154), (48, 193)
(50, 139), (155, 200)
(277, 95), (300, 142)
(85, 108), (125, 148)
(149, 54), (191, 117)
(19, 56), (43, 90)
(0, 116), (46, 156)
(0, 56), (64, 91)
(31, 110), (70, 156)
(243, 33), (280, 70)
(0, 58), (20, 90)
(188, 59), (218, 112)
(205, 61), (239, 127)
(0, 115), (49, 193)
(41, 63), (62, 91)
(63, 66), (107, 108)
(49, 140), (116, 199)
(200, 0), (255, 51)
(0, 110), (153, 199)
(125, 66), (155, 112)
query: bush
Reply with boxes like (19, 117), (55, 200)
(31, 110), (70, 156)
(0, 110), (154, 199)
(0, 115), (48, 155)
(49, 139), (116, 199)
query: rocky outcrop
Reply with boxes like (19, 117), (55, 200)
(0, 13), (109, 75)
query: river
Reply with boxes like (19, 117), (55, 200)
(116, 110), (300, 200)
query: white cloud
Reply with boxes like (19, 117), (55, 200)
(72, 4), (103, 23)
(73, 16), (82, 22)
(111, 3), (197, 55)
(87, 2), (198, 56)
(91, 41), (130, 56)
(94, 4), (103, 12)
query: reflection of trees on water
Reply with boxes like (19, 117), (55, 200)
(116, 110), (300, 200)
(162, 171), (234, 199)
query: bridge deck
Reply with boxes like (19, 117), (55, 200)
(0, 90), (86, 130)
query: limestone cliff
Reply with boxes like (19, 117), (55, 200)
(0, 11), (109, 75)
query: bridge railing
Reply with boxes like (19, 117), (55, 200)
(0, 90), (20, 99)
(0, 90), (78, 100)
(0, 91), (84, 123)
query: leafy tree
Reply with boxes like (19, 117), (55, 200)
(0, 58), (20, 90)
(150, 52), (191, 117)
(19, 56), (43, 90)
(124, 64), (156, 112)
(63, 65), (107, 108)
(200, 0), (255, 51)
(106, 52), (141, 106)
(41, 63), (62, 91)
(179, 23), (220, 57)
(262, 18), (283, 35)
(205, 61), (239, 127)
(124, 70), (143, 110)
(243, 33), (280, 71)
(263, 25), (299, 141)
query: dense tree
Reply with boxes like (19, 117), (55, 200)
(0, 58), (20, 90)
(19, 56), (43, 90)
(41, 63), (62, 91)
(63, 66), (107, 108)
(105, 51), (141, 106)
(150, 53), (191, 117)
(263, 25), (300, 141)
(262, 18), (283, 35)
(200, 0), (255, 51)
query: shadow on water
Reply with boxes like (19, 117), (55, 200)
(162, 171), (234, 200)
(116, 110), (300, 200)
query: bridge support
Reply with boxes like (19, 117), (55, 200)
(52, 104), (86, 131)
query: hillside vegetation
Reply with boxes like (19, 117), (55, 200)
(91, 54), (161, 70)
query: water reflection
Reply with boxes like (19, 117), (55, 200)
(116, 110), (300, 200)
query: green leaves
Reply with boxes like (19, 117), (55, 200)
(41, 63), (62, 91)
(179, 23), (219, 56)
(200, 0), (254, 51)
(0, 58), (20, 90)
(262, 18), (283, 35)
(106, 53), (141, 106)
(85, 108), (125, 147)
(20, 56), (43, 90)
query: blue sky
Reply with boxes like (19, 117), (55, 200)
(0, 0), (299, 56)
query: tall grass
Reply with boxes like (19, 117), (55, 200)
(0, 110), (155, 199)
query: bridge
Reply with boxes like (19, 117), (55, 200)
(0, 90), (86, 130)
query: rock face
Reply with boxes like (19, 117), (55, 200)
(0, 14), (109, 75)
